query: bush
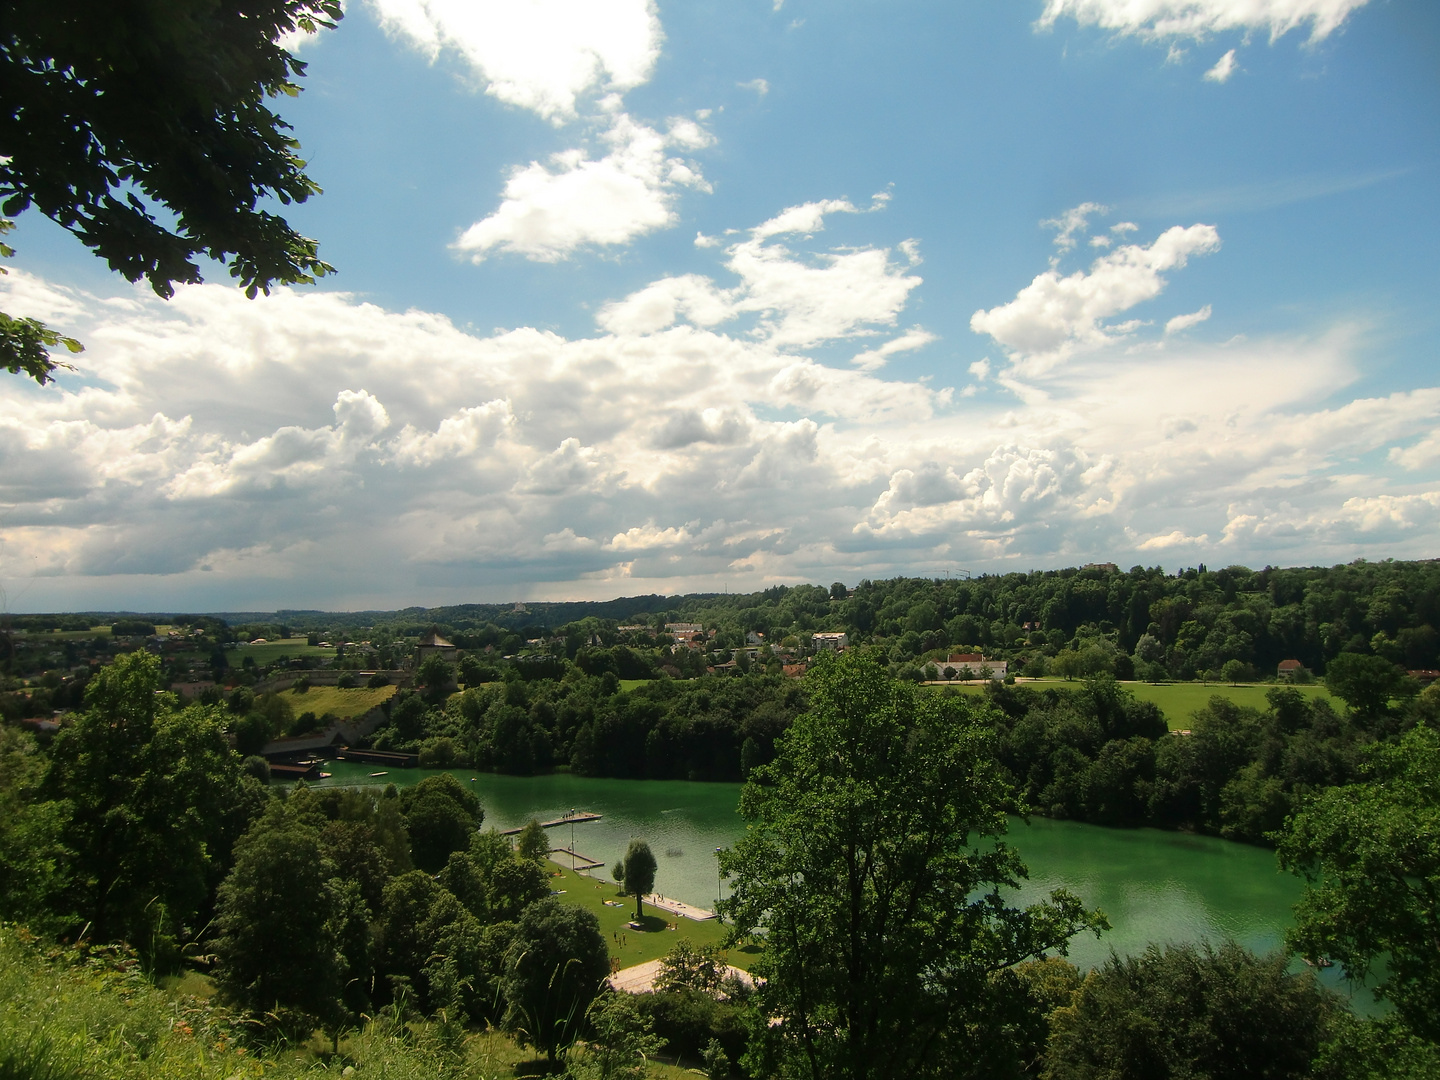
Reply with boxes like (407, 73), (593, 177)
(367, 672), (391, 689)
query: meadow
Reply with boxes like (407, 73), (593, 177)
(230, 637), (337, 665)
(938, 679), (1335, 729)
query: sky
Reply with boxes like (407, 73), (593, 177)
(1, 0), (1438, 612)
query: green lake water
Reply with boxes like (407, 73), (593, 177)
(305, 761), (1372, 1007)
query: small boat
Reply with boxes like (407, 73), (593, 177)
(317, 772), (332, 779)
(368, 771), (388, 777)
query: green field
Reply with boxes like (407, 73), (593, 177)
(284, 683), (396, 718)
(231, 636), (337, 665)
(939, 678), (1335, 729)
(545, 862), (751, 971)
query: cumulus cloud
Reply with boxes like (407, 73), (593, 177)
(1035, 0), (1371, 44)
(738, 77), (769, 96)
(594, 197), (923, 349)
(1204, 48), (1239, 81)
(970, 222), (1221, 371)
(368, 0), (661, 122)
(454, 112), (712, 261)
(6, 198), (1440, 607)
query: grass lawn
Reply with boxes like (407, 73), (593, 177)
(231, 636), (337, 665)
(285, 683), (396, 718)
(618, 679), (651, 692)
(936, 678), (1335, 729)
(545, 862), (756, 973)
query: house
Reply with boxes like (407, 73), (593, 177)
(1277, 659), (1305, 679)
(1082, 562), (1119, 573)
(415, 629), (458, 665)
(945, 653), (1008, 680)
(812, 632), (848, 652)
(745, 631), (765, 646)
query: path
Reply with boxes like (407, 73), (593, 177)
(608, 958), (754, 995)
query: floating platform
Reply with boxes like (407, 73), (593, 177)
(499, 812), (602, 835)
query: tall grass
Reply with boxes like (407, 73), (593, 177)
(0, 926), (517, 1080)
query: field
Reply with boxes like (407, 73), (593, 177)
(230, 636), (337, 665)
(284, 683), (396, 718)
(939, 679), (1335, 729)
(546, 862), (752, 972)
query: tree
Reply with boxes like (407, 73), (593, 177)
(1221, 658), (1246, 685)
(568, 992), (665, 1080)
(213, 801), (346, 1034)
(1042, 941), (1339, 1080)
(0, 0), (341, 383)
(503, 897), (611, 1064)
(1277, 723), (1440, 1042)
(517, 817), (550, 865)
(46, 650), (261, 953)
(399, 772), (484, 873)
(719, 652), (1106, 1080)
(621, 838), (657, 920)
(1324, 652), (1417, 723)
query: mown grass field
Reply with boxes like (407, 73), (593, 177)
(546, 862), (754, 972)
(939, 679), (1335, 729)
(230, 636), (337, 665)
(284, 683), (396, 718)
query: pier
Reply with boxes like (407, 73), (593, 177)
(549, 846), (606, 871)
(498, 811), (602, 835)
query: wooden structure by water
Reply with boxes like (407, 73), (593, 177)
(549, 847), (606, 870)
(498, 811), (602, 836)
(335, 748), (419, 768)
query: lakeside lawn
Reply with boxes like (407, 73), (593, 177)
(284, 683), (396, 718)
(545, 861), (755, 972)
(938, 678), (1335, 729)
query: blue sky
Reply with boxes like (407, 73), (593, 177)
(1, 0), (1437, 611)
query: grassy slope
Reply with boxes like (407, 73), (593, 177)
(940, 679), (1335, 729)
(284, 683), (397, 718)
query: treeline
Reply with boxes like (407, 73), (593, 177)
(369, 667), (804, 782)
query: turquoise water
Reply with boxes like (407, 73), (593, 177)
(304, 761), (1373, 1007)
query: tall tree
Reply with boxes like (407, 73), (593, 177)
(212, 801), (346, 1034)
(719, 652), (1106, 1080)
(622, 839), (656, 920)
(45, 651), (260, 951)
(0, 0), (342, 383)
(503, 897), (610, 1065)
(1277, 722), (1440, 1043)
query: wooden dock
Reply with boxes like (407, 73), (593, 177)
(549, 847), (606, 871)
(498, 812), (602, 836)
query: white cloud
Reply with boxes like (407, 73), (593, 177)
(368, 0), (662, 122)
(595, 198), (923, 349)
(1165, 305), (1212, 334)
(6, 200), (1440, 608)
(1204, 48), (1239, 81)
(970, 222), (1221, 371)
(968, 358), (992, 380)
(1036, 0), (1371, 44)
(738, 77), (770, 96)
(453, 113), (711, 261)
(849, 327), (937, 371)
(1138, 529), (1209, 549)
(1044, 202), (1108, 252)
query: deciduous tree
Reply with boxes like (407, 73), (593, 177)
(0, 0), (341, 382)
(719, 652), (1106, 1080)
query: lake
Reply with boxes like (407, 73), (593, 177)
(306, 760), (1372, 1006)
